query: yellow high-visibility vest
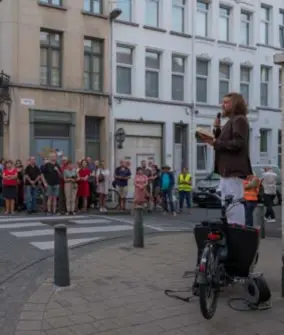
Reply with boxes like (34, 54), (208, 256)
(178, 173), (192, 192)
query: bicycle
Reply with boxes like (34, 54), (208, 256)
(91, 188), (121, 210)
(193, 189), (271, 320)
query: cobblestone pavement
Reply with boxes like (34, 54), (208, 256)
(10, 233), (284, 335)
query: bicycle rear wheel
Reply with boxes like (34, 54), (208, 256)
(199, 245), (220, 320)
(105, 189), (120, 210)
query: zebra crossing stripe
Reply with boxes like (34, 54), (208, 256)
(0, 215), (89, 223)
(10, 225), (132, 238)
(30, 237), (103, 250)
(0, 222), (44, 229)
(71, 219), (110, 225)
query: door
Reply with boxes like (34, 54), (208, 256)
(116, 137), (162, 198)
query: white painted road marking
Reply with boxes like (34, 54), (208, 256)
(71, 219), (110, 225)
(0, 222), (44, 229)
(30, 237), (103, 250)
(0, 215), (89, 223)
(10, 225), (133, 237)
(96, 215), (165, 231)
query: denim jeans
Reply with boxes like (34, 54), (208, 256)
(179, 191), (191, 209)
(162, 189), (174, 213)
(25, 186), (37, 212)
(244, 201), (257, 227)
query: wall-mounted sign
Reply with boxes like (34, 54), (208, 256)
(20, 98), (35, 106)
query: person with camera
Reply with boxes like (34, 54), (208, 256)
(96, 160), (110, 212)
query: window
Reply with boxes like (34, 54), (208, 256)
(259, 129), (268, 153)
(196, 59), (209, 103)
(145, 50), (160, 98)
(260, 6), (270, 45)
(279, 69), (282, 108)
(279, 11), (284, 48)
(219, 6), (230, 41)
(260, 66), (270, 106)
(196, 1), (209, 37)
(85, 116), (101, 160)
(219, 63), (231, 103)
(240, 66), (251, 105)
(145, 0), (159, 27)
(240, 10), (251, 45)
(278, 129), (281, 168)
(118, 0), (132, 21)
(196, 126), (209, 171)
(39, 0), (62, 5)
(34, 123), (70, 138)
(83, 0), (102, 14)
(40, 31), (61, 87)
(172, 0), (185, 33)
(84, 39), (103, 91)
(116, 45), (133, 94)
(172, 55), (185, 101)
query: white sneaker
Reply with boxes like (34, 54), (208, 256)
(267, 219), (276, 223)
(99, 208), (103, 212)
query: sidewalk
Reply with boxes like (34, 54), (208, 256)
(14, 234), (284, 335)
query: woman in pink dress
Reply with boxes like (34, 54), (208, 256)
(133, 167), (148, 206)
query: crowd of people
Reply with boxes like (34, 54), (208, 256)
(0, 153), (193, 216)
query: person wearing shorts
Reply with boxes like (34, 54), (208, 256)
(114, 160), (131, 211)
(41, 153), (61, 215)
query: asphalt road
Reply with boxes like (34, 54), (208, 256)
(0, 206), (281, 334)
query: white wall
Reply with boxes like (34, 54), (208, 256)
(112, 0), (284, 178)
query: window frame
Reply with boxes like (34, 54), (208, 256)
(240, 66), (251, 105)
(219, 62), (231, 103)
(219, 5), (231, 42)
(39, 0), (63, 5)
(40, 30), (62, 87)
(172, 0), (186, 33)
(260, 65), (270, 107)
(196, 125), (210, 172)
(171, 54), (186, 101)
(279, 68), (282, 108)
(259, 128), (269, 153)
(196, 0), (209, 37)
(117, 0), (132, 22)
(83, 38), (104, 92)
(145, 49), (160, 98)
(240, 10), (251, 45)
(260, 5), (270, 45)
(279, 10), (284, 48)
(145, 0), (160, 27)
(196, 58), (209, 103)
(116, 44), (133, 95)
(83, 0), (103, 14)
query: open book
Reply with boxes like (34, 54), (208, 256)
(196, 127), (214, 140)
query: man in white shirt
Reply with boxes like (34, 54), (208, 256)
(261, 167), (277, 223)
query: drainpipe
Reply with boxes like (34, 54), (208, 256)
(189, 1), (197, 188)
(108, 8), (122, 177)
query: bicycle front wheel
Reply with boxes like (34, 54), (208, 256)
(199, 245), (220, 320)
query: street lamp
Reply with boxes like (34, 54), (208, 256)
(274, 52), (284, 297)
(108, 8), (122, 176)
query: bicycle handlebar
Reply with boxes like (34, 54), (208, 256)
(204, 190), (244, 210)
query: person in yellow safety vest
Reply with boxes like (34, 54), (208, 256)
(177, 167), (192, 213)
(243, 174), (260, 227)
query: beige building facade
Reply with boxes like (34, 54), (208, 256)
(0, 0), (111, 163)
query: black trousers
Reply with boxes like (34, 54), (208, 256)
(263, 194), (275, 219)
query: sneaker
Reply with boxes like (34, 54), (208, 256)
(99, 208), (103, 212)
(65, 212), (69, 215)
(172, 212), (177, 216)
(267, 218), (276, 223)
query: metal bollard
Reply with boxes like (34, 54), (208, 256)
(54, 224), (70, 287)
(254, 203), (265, 239)
(133, 206), (144, 248)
